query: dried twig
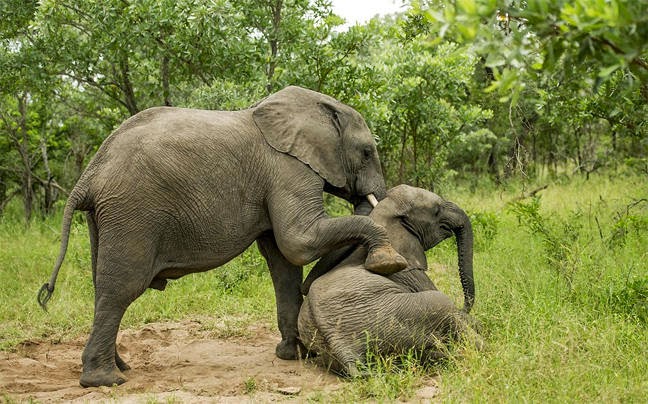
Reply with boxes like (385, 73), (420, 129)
(510, 184), (548, 202)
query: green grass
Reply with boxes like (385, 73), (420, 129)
(428, 171), (648, 402)
(1, 170), (647, 401)
(0, 206), (277, 349)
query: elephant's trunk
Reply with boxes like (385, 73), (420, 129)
(454, 212), (475, 313)
(353, 197), (375, 216)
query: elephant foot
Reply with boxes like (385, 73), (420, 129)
(79, 367), (127, 388)
(275, 338), (309, 360)
(339, 362), (370, 379)
(365, 245), (408, 275)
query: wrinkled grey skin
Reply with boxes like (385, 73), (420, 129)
(298, 185), (479, 377)
(37, 86), (407, 388)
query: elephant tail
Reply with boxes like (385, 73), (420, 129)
(37, 183), (89, 311)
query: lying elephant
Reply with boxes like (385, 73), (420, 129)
(37, 86), (407, 387)
(298, 185), (480, 376)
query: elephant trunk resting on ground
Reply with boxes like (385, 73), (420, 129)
(298, 185), (481, 376)
(37, 85), (407, 388)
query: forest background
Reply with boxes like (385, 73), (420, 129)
(1, 0), (647, 401)
(1, 0), (646, 220)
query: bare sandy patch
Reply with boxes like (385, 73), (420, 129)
(1, 320), (342, 402)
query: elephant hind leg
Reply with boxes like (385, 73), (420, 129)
(86, 212), (132, 373)
(80, 258), (150, 387)
(86, 213), (133, 375)
(80, 294), (129, 387)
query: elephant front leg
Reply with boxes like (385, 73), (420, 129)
(268, 186), (407, 275)
(277, 213), (407, 276)
(257, 233), (306, 360)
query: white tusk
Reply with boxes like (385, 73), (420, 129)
(367, 193), (379, 208)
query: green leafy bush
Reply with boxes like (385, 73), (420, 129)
(507, 196), (583, 287)
(608, 278), (648, 323)
(468, 210), (499, 250)
(608, 199), (648, 249)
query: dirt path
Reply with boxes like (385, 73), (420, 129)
(1, 320), (344, 402)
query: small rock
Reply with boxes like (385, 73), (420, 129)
(276, 386), (301, 395)
(416, 385), (439, 399)
(16, 358), (41, 367)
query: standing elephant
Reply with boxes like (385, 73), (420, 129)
(298, 185), (479, 377)
(37, 86), (407, 387)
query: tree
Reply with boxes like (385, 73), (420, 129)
(236, 0), (341, 93)
(319, 17), (494, 189)
(36, 0), (258, 116)
(403, 0), (648, 178)
(0, 0), (59, 221)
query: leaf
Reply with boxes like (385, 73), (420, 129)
(598, 64), (621, 78)
(457, 0), (477, 16)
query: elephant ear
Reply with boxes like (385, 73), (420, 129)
(252, 86), (346, 188)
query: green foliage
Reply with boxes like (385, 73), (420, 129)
(185, 81), (264, 111)
(243, 376), (258, 394)
(401, 0), (647, 182)
(435, 173), (648, 402)
(328, 25), (496, 189)
(624, 157), (648, 175)
(0, 0), (355, 219)
(607, 198), (648, 248)
(508, 196), (583, 286)
(0, 0), (37, 38)
(323, 194), (353, 217)
(347, 344), (429, 401)
(212, 245), (267, 293)
(2, 0), (648, 399)
(2, 0), (647, 216)
(410, 0), (648, 99)
(468, 210), (499, 250)
(608, 278), (648, 323)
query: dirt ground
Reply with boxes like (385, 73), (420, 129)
(1, 320), (439, 403)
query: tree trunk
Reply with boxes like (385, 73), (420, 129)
(0, 173), (8, 215)
(487, 146), (500, 184)
(411, 117), (419, 187)
(17, 93), (33, 223)
(40, 130), (56, 216)
(505, 135), (524, 178)
(574, 129), (583, 174)
(398, 123), (408, 184)
(265, 0), (283, 94)
(119, 53), (140, 116)
(162, 54), (171, 106)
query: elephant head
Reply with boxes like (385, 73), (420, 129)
(303, 184), (475, 312)
(372, 185), (475, 312)
(252, 86), (386, 206)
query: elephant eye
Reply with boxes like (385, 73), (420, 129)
(362, 146), (372, 159)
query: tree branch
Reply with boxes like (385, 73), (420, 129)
(33, 174), (70, 196)
(591, 36), (648, 71)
